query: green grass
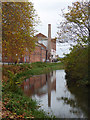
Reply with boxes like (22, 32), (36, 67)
(5, 62), (64, 85)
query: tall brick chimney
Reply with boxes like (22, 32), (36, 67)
(47, 24), (51, 62)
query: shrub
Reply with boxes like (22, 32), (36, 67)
(63, 45), (88, 86)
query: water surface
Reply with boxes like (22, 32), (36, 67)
(21, 70), (88, 118)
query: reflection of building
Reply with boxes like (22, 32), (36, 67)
(21, 71), (56, 106)
(21, 74), (47, 96)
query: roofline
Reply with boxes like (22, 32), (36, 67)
(36, 42), (47, 49)
(35, 33), (47, 38)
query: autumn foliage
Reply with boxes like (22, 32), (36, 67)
(58, 1), (89, 45)
(57, 1), (89, 87)
(2, 2), (39, 62)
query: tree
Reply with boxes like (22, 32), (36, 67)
(57, 1), (89, 46)
(63, 45), (88, 86)
(2, 2), (39, 62)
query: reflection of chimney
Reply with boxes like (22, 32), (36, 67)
(48, 24), (51, 62)
(48, 73), (51, 107)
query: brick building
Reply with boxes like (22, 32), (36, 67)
(25, 42), (47, 63)
(2, 42), (47, 63)
(36, 33), (56, 51)
(22, 32), (56, 63)
(35, 33), (56, 62)
(2, 32), (56, 63)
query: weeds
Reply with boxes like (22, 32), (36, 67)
(2, 62), (63, 118)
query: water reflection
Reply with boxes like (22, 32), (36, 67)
(47, 71), (56, 107)
(21, 70), (88, 118)
(66, 86), (88, 117)
(21, 71), (56, 108)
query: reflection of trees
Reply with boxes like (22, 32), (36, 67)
(60, 97), (81, 115)
(60, 86), (88, 117)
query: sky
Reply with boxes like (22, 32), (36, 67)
(30, 0), (80, 57)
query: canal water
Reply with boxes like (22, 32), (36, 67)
(21, 70), (88, 118)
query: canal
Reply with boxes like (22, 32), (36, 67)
(21, 70), (88, 118)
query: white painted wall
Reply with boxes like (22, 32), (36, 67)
(38, 39), (57, 60)
(38, 39), (48, 47)
(51, 49), (57, 59)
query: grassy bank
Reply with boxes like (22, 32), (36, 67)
(2, 62), (64, 119)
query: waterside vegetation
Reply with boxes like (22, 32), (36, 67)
(62, 45), (89, 87)
(2, 62), (64, 119)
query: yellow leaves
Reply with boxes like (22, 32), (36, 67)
(13, 113), (16, 115)
(2, 2), (38, 61)
(15, 82), (20, 84)
(1, 0), (15, 2)
(17, 115), (24, 118)
(10, 116), (14, 119)
(26, 116), (34, 118)
(0, 112), (1, 118)
(58, 1), (89, 45)
(65, 1), (88, 22)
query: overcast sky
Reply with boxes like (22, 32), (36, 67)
(30, 0), (80, 37)
(30, 0), (81, 57)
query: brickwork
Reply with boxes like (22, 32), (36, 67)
(2, 33), (56, 63)
(35, 33), (56, 60)
(29, 45), (46, 63)
(51, 39), (56, 50)
(2, 43), (46, 63)
(2, 52), (17, 63)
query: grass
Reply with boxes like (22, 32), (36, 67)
(19, 62), (64, 78)
(2, 90), (50, 119)
(2, 62), (64, 119)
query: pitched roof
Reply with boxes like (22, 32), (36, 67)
(35, 33), (47, 38)
(36, 42), (46, 49)
(35, 33), (56, 42)
(38, 43), (46, 49)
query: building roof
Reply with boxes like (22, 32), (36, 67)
(35, 33), (47, 38)
(35, 33), (56, 42)
(36, 42), (47, 49)
(38, 43), (47, 49)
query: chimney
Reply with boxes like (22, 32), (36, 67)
(47, 24), (51, 62)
